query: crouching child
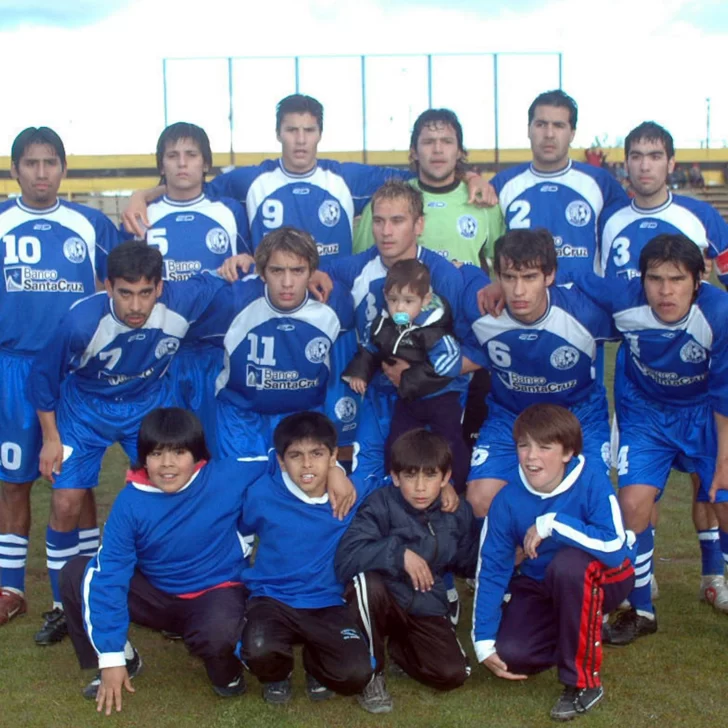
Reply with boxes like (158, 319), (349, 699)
(472, 404), (636, 722)
(60, 408), (269, 714)
(335, 429), (478, 714)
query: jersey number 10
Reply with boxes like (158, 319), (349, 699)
(3, 235), (41, 265)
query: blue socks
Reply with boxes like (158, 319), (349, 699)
(631, 527), (655, 616)
(46, 527), (79, 607)
(698, 528), (724, 576)
(0, 534), (29, 593)
(78, 527), (100, 558)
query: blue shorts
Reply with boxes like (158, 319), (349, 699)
(0, 351), (41, 483)
(324, 330), (360, 447)
(468, 396), (611, 483)
(214, 397), (323, 459)
(351, 385), (398, 482)
(53, 382), (173, 490)
(167, 342), (223, 441)
(614, 389), (727, 503)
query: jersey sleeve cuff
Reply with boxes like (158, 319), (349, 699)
(98, 652), (126, 669)
(535, 513), (557, 539)
(473, 639), (496, 663)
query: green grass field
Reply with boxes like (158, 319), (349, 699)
(2, 345), (728, 727)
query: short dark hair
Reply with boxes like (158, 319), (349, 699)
(276, 94), (324, 133)
(273, 411), (338, 458)
(624, 121), (675, 160)
(371, 179), (424, 221)
(512, 404), (583, 456)
(254, 226), (319, 276)
(135, 408), (210, 468)
(156, 122), (213, 172)
(383, 259), (431, 298)
(390, 429), (452, 476)
(639, 233), (705, 285)
(409, 108), (467, 172)
(528, 90), (578, 129)
(11, 126), (66, 169)
(494, 228), (557, 277)
(107, 240), (164, 284)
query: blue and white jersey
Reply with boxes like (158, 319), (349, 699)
(0, 198), (120, 354)
(207, 159), (410, 258)
(193, 276), (353, 414)
(121, 193), (251, 280)
(591, 278), (728, 415)
(472, 454), (634, 661)
(599, 193), (728, 286)
(29, 273), (225, 409)
(466, 284), (615, 414)
(239, 452), (380, 609)
(82, 456), (267, 667)
(491, 161), (629, 281)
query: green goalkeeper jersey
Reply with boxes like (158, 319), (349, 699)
(353, 178), (505, 268)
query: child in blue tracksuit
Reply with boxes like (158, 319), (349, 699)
(472, 403), (636, 722)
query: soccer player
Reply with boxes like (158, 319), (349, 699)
(315, 180), (477, 483)
(569, 235), (728, 642)
(335, 429), (477, 714)
(343, 259), (468, 489)
(28, 241), (226, 644)
(59, 408), (268, 712)
(473, 404), (634, 722)
(354, 108), (505, 269)
(599, 121), (728, 609)
(121, 122), (252, 431)
(490, 90), (628, 282)
(238, 412), (375, 705)
(0, 127), (120, 628)
(191, 227), (354, 461)
(464, 228), (615, 519)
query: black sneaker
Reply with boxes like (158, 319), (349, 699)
(34, 608), (68, 645)
(262, 677), (292, 705)
(305, 672), (334, 702)
(603, 607), (657, 647)
(83, 647), (143, 700)
(550, 685), (604, 721)
(212, 672), (246, 698)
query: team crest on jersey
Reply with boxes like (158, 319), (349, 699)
(457, 215), (478, 240)
(335, 396), (358, 424)
(63, 237), (87, 264)
(305, 337), (330, 363)
(565, 201), (591, 227)
(550, 346), (580, 370)
(205, 227), (230, 255)
(155, 337), (180, 359)
(600, 442), (612, 468)
(680, 340), (706, 364)
(471, 446), (489, 467)
(318, 200), (340, 227)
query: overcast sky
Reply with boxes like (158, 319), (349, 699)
(1, 0), (726, 154)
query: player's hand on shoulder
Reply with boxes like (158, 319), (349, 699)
(403, 548), (434, 592)
(348, 377), (367, 395)
(308, 270), (333, 303)
(121, 191), (150, 239)
(96, 666), (135, 716)
(39, 438), (64, 483)
(482, 652), (528, 680)
(464, 172), (499, 207)
(218, 253), (255, 282)
(327, 465), (357, 520)
(440, 481), (460, 512)
(478, 281), (505, 316)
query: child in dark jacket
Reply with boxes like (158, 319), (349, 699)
(342, 258), (469, 489)
(335, 429), (478, 714)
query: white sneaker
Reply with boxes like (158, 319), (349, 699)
(699, 575), (728, 614)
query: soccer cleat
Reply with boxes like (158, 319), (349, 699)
(262, 677), (292, 705)
(34, 607), (68, 645)
(699, 575), (728, 614)
(305, 672), (334, 702)
(0, 588), (27, 626)
(212, 672), (246, 698)
(83, 647), (143, 700)
(357, 674), (393, 714)
(602, 608), (657, 647)
(550, 685), (604, 721)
